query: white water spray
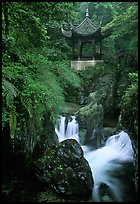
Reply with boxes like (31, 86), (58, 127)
(84, 131), (134, 202)
(55, 115), (79, 143)
(55, 115), (66, 142)
(55, 116), (135, 202)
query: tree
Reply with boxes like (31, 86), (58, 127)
(2, 2), (80, 157)
(102, 2), (138, 68)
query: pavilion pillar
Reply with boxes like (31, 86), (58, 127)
(72, 40), (75, 60)
(92, 39), (96, 60)
(77, 40), (81, 60)
(80, 42), (83, 59)
(100, 40), (102, 56)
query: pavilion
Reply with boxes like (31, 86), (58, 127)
(61, 9), (108, 70)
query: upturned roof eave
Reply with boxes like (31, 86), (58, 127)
(72, 27), (101, 38)
(72, 16), (98, 31)
(61, 25), (72, 38)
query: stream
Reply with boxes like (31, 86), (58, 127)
(55, 115), (137, 202)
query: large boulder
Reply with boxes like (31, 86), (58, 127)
(76, 102), (104, 145)
(75, 74), (116, 146)
(90, 74), (116, 112)
(34, 139), (93, 200)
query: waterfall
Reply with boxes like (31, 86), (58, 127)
(55, 115), (66, 142)
(55, 115), (79, 143)
(84, 131), (135, 202)
(55, 116), (135, 202)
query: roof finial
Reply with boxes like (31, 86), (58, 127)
(86, 8), (89, 17)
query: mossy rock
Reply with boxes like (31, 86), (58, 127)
(34, 139), (93, 200)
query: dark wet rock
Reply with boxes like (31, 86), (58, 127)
(90, 74), (116, 112)
(76, 102), (104, 146)
(34, 139), (93, 199)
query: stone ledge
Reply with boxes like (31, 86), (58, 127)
(71, 60), (103, 70)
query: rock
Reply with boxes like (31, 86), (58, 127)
(102, 195), (113, 202)
(34, 139), (93, 200)
(90, 74), (116, 112)
(76, 102), (104, 145)
(75, 74), (116, 146)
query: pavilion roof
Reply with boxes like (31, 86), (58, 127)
(72, 15), (100, 36)
(61, 9), (103, 39)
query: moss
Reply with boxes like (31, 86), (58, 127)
(79, 130), (86, 144)
(101, 194), (113, 202)
(36, 188), (67, 202)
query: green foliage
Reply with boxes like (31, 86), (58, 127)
(79, 63), (116, 91)
(128, 72), (138, 84)
(2, 79), (17, 138)
(50, 60), (81, 90)
(76, 2), (116, 26)
(2, 2), (81, 156)
(121, 72), (138, 110)
(120, 72), (138, 134)
(20, 94), (33, 118)
(36, 189), (67, 202)
(3, 79), (17, 106)
(9, 106), (17, 139)
(2, 180), (17, 197)
(102, 2), (138, 66)
(2, 107), (9, 129)
(2, 1), (138, 160)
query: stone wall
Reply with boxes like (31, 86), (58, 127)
(71, 60), (103, 70)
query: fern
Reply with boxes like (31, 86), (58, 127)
(10, 106), (17, 139)
(20, 94), (33, 118)
(3, 79), (17, 107)
(3, 79), (18, 138)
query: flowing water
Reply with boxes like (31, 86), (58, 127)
(55, 115), (136, 202)
(55, 115), (79, 143)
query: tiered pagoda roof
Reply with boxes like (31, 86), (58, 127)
(61, 9), (104, 39)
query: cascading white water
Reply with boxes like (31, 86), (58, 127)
(55, 116), (135, 202)
(66, 116), (79, 142)
(55, 115), (79, 143)
(84, 131), (134, 202)
(55, 115), (66, 142)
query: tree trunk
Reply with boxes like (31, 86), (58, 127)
(3, 2), (9, 36)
